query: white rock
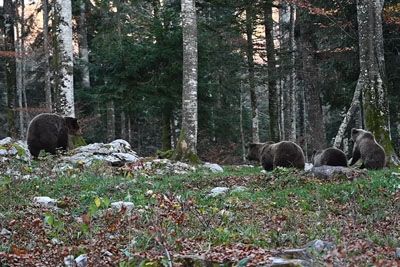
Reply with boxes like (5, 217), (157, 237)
(395, 248), (400, 259)
(261, 170), (267, 174)
(208, 187), (229, 197)
(75, 254), (88, 267)
(109, 139), (132, 152)
(0, 137), (12, 146)
(64, 255), (75, 267)
(304, 163), (313, 171)
(111, 152), (139, 163)
(51, 238), (63, 245)
(204, 162), (223, 173)
(1, 228), (12, 237)
(33, 196), (57, 207)
(111, 201), (134, 212)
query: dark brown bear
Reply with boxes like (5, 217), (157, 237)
(312, 147), (348, 167)
(349, 128), (385, 169)
(27, 113), (81, 158)
(247, 141), (305, 171)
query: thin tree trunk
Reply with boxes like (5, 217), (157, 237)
(15, 8), (24, 139)
(4, 0), (17, 138)
(175, 0), (198, 162)
(161, 106), (172, 151)
(240, 81), (246, 162)
(121, 111), (126, 140)
(79, 0), (90, 89)
(56, 0), (75, 116)
(246, 4), (259, 143)
(128, 115), (132, 145)
(42, 0), (52, 111)
(107, 101), (115, 142)
(289, 4), (297, 142)
(264, 3), (279, 142)
(298, 14), (326, 151)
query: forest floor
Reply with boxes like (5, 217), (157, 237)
(0, 158), (400, 266)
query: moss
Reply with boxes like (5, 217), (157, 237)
(70, 135), (87, 149)
(156, 149), (174, 159)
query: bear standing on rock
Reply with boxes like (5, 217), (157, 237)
(312, 147), (348, 167)
(349, 128), (386, 169)
(27, 113), (81, 158)
(247, 141), (305, 171)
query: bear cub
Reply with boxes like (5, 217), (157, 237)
(349, 128), (385, 169)
(247, 141), (305, 171)
(312, 147), (347, 167)
(27, 113), (81, 158)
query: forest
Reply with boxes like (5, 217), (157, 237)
(1, 0), (400, 266)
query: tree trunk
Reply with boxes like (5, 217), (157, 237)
(245, 4), (259, 143)
(358, 0), (398, 164)
(298, 14), (326, 151)
(175, 0), (198, 162)
(56, 0), (75, 117)
(79, 0), (90, 89)
(15, 5), (24, 139)
(289, 4), (297, 142)
(107, 101), (115, 142)
(4, 0), (17, 138)
(120, 111), (126, 140)
(240, 81), (246, 162)
(42, 0), (52, 111)
(264, 3), (279, 142)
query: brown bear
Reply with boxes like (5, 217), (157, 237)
(27, 113), (81, 158)
(247, 141), (305, 171)
(349, 128), (386, 169)
(312, 147), (348, 167)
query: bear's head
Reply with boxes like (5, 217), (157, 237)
(351, 128), (373, 142)
(246, 143), (265, 161)
(65, 117), (82, 135)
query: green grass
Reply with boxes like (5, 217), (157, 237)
(1, 162), (399, 265)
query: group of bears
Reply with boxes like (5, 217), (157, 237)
(246, 128), (386, 170)
(26, 113), (387, 170)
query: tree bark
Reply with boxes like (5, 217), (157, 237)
(175, 0), (198, 162)
(107, 101), (115, 142)
(42, 0), (52, 111)
(4, 0), (17, 138)
(264, 3), (279, 142)
(56, 0), (75, 117)
(298, 14), (326, 151)
(289, 4), (297, 142)
(245, 4), (259, 143)
(79, 0), (90, 89)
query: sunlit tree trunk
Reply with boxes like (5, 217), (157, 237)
(4, 0), (17, 138)
(56, 0), (75, 117)
(264, 2), (279, 142)
(245, 4), (259, 143)
(174, 0), (198, 162)
(42, 0), (52, 111)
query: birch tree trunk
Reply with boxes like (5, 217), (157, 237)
(245, 5), (259, 143)
(79, 0), (90, 89)
(174, 0), (198, 162)
(4, 0), (17, 138)
(240, 82), (246, 162)
(56, 0), (75, 117)
(264, 3), (279, 142)
(42, 0), (52, 111)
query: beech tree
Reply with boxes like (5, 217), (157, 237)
(174, 0), (198, 162)
(334, 0), (398, 164)
(55, 0), (75, 117)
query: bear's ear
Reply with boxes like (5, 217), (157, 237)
(351, 128), (359, 135)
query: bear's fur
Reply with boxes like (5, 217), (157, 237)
(349, 128), (385, 169)
(247, 141), (305, 171)
(27, 113), (81, 158)
(312, 147), (348, 167)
